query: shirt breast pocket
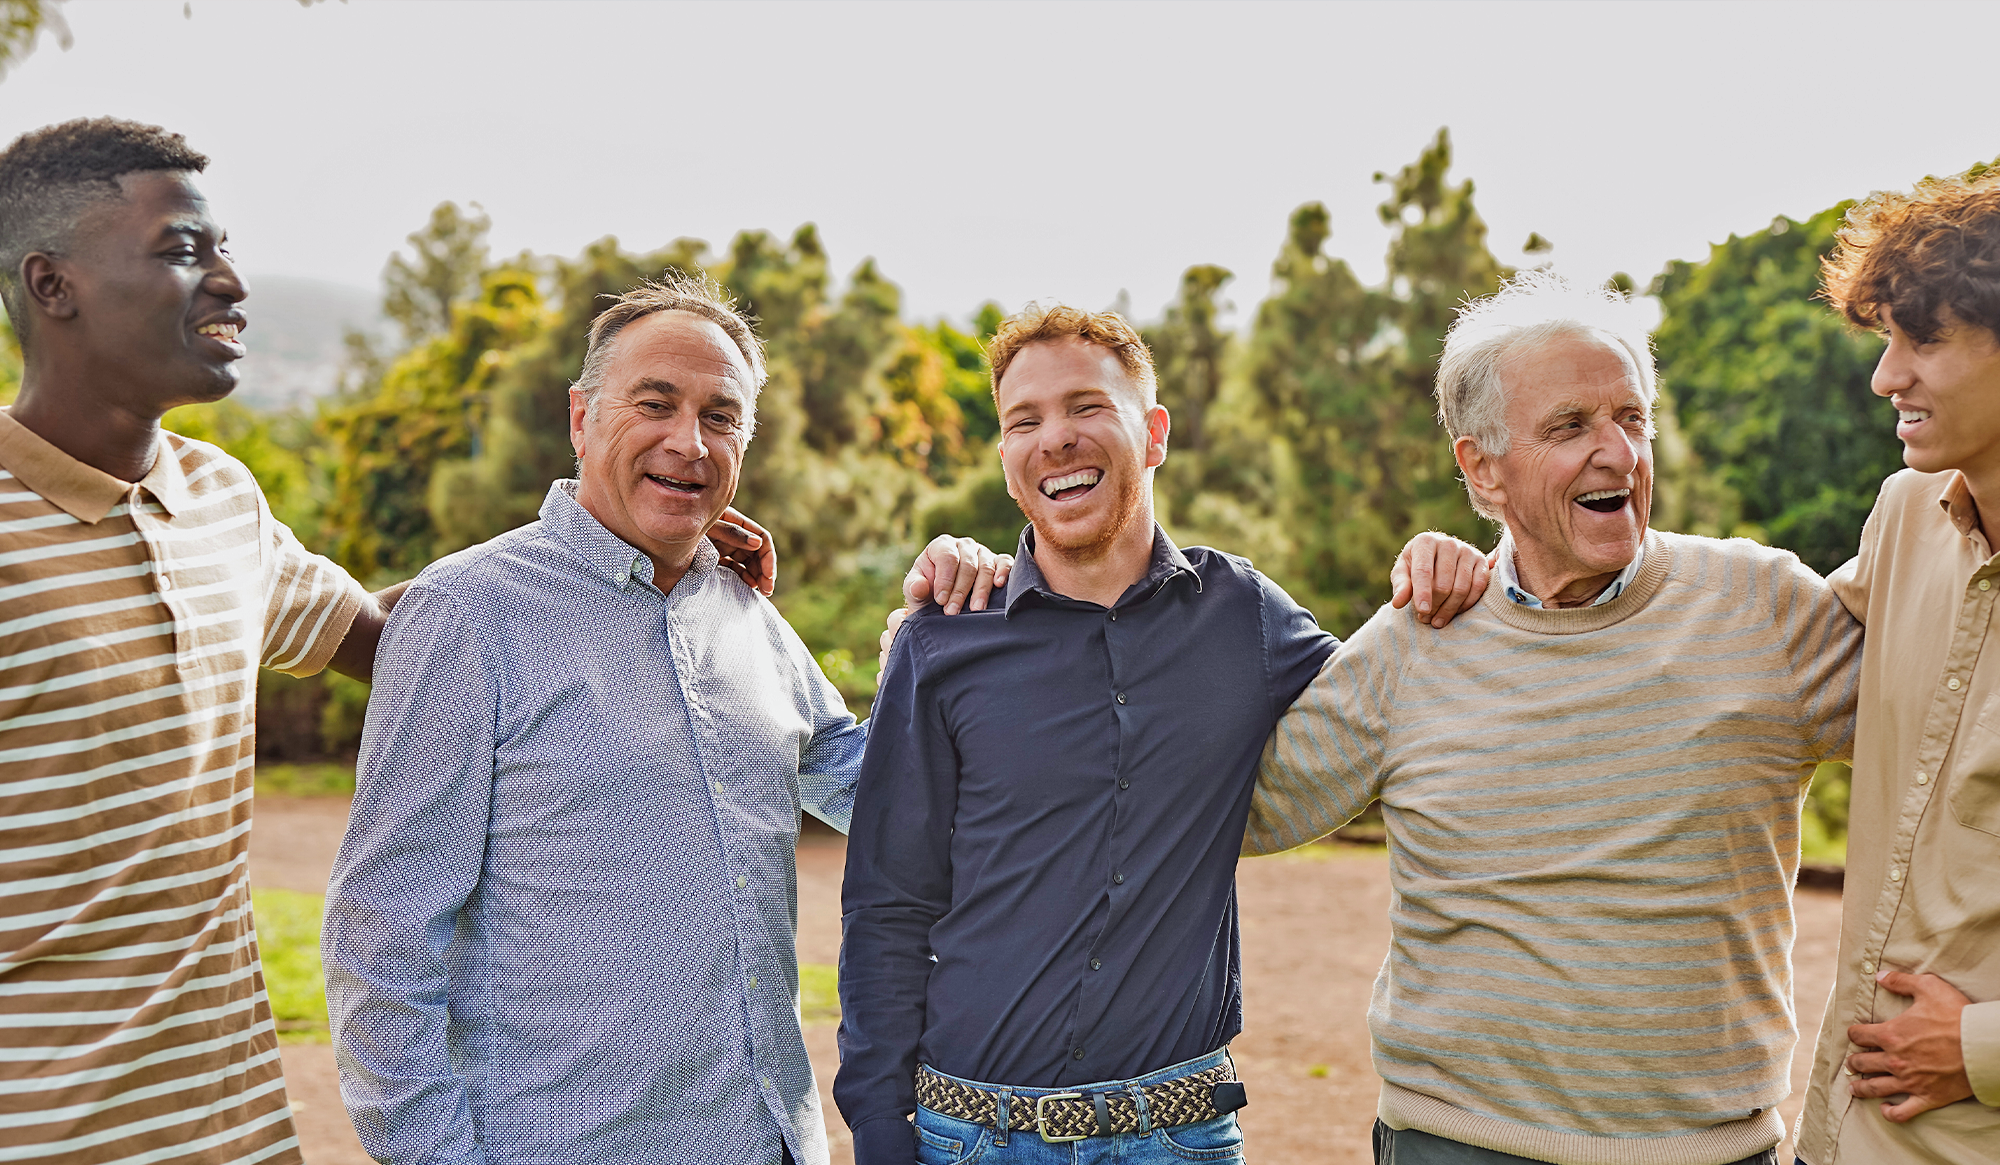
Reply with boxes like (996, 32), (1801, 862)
(1952, 696), (2000, 837)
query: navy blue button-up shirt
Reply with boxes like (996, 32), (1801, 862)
(835, 526), (1336, 1162)
(323, 481), (865, 1165)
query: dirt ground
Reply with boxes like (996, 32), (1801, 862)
(252, 796), (1843, 1164)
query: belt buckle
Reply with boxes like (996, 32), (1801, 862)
(1035, 1091), (1087, 1143)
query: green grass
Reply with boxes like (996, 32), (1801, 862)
(253, 762), (356, 799)
(251, 888), (330, 1044)
(800, 962), (840, 1025)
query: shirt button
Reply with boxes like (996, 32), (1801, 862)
(762, 1077), (773, 1089)
(616, 572), (629, 585)
(1948, 677), (1963, 691)
(156, 573), (174, 591)
(1916, 772), (1930, 786)
(1982, 579), (1993, 591)
(1109, 609), (1117, 621)
(1112, 871), (1125, 884)
(735, 876), (747, 889)
(1862, 961), (1875, 975)
(1072, 1047), (1086, 1061)
(1091, 959), (1102, 970)
(1889, 867), (1903, 882)
(1115, 692), (1127, 705)
(748, 975), (757, 989)
(713, 781), (724, 794)
(1118, 777), (1130, 790)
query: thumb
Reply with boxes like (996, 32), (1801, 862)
(903, 566), (933, 609)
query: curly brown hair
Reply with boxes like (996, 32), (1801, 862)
(986, 303), (1156, 406)
(1821, 166), (2000, 343)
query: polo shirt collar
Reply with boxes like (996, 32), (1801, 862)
(540, 478), (717, 591)
(1003, 521), (1199, 615)
(0, 408), (185, 523)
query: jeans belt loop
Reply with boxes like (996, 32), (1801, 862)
(1130, 1082), (1151, 1136)
(994, 1090), (1010, 1147)
(1092, 1091), (1112, 1136)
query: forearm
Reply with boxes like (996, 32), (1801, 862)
(834, 906), (938, 1164)
(327, 579), (414, 681)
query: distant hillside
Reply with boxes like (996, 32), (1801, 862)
(234, 275), (387, 411)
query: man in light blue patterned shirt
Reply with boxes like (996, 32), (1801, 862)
(322, 274), (985, 1164)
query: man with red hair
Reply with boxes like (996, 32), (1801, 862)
(1794, 165), (2000, 1164)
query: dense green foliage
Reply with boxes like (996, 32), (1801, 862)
(249, 887), (330, 1042)
(9, 131), (1941, 861)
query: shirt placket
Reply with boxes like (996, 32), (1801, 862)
(665, 583), (784, 1114)
(126, 487), (194, 673)
(1825, 559), (1998, 1151)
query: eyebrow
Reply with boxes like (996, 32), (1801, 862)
(630, 377), (745, 411)
(1002, 386), (1115, 421)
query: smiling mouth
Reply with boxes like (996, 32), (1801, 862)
(1040, 469), (1102, 501)
(1899, 408), (1931, 427)
(1575, 488), (1630, 514)
(646, 473), (703, 495)
(195, 322), (241, 344)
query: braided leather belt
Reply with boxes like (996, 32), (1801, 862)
(914, 1060), (1244, 1143)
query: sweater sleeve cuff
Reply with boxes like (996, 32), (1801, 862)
(1963, 999), (2000, 1106)
(849, 1114), (917, 1165)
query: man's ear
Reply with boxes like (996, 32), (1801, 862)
(21, 254), (78, 323)
(1145, 405), (1171, 469)
(567, 387), (590, 461)
(1454, 435), (1505, 514)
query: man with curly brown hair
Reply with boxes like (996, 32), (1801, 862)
(1794, 164), (2000, 1165)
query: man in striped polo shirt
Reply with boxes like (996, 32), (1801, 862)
(1250, 272), (1862, 1165)
(0, 116), (394, 1165)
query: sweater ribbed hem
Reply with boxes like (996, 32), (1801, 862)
(1378, 1083), (1783, 1165)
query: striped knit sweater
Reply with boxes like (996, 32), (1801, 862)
(1247, 530), (1860, 1165)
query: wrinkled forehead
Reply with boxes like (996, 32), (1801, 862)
(1501, 331), (1648, 417)
(606, 311), (755, 403)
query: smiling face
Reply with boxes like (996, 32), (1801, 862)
(57, 170), (247, 413)
(996, 337), (1168, 562)
(568, 311), (754, 580)
(1874, 305), (2000, 489)
(1457, 332), (1654, 603)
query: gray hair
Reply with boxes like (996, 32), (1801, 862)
(1435, 270), (1658, 518)
(573, 270), (767, 422)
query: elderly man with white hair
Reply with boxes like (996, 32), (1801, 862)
(1248, 273), (1862, 1165)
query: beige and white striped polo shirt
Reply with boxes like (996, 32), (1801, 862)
(0, 409), (364, 1165)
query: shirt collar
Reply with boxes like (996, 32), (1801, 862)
(1938, 471), (1986, 543)
(0, 408), (186, 523)
(1495, 530), (1645, 610)
(1002, 521), (1200, 616)
(539, 479), (718, 592)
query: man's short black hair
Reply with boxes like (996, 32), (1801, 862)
(0, 117), (209, 348)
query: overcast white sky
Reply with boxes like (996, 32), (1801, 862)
(5, 0), (1997, 329)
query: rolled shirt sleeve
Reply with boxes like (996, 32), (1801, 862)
(322, 583), (498, 1165)
(259, 506), (367, 676)
(1966, 1000), (2000, 1107)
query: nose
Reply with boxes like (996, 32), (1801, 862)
(658, 408), (708, 462)
(1872, 333), (1914, 399)
(1590, 417), (1640, 475)
(205, 251), (248, 304)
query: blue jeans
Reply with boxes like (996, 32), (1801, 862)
(913, 1048), (1245, 1163)
(1371, 1122), (1779, 1164)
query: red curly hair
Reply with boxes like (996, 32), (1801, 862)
(985, 303), (1156, 407)
(1821, 166), (2000, 343)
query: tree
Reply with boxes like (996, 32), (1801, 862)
(382, 201), (493, 344)
(1651, 206), (1897, 573)
(0, 0), (67, 82)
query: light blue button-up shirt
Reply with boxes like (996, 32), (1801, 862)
(1495, 532), (1646, 610)
(323, 480), (864, 1165)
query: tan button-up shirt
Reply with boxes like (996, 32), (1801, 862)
(1800, 468), (2000, 1164)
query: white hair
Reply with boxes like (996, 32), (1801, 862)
(1434, 271), (1657, 518)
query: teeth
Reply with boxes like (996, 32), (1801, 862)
(649, 474), (700, 488)
(1899, 410), (1930, 423)
(1576, 489), (1630, 502)
(196, 323), (239, 341)
(1040, 469), (1102, 497)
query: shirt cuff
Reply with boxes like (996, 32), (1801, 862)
(849, 1114), (917, 1165)
(1963, 999), (2000, 1107)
